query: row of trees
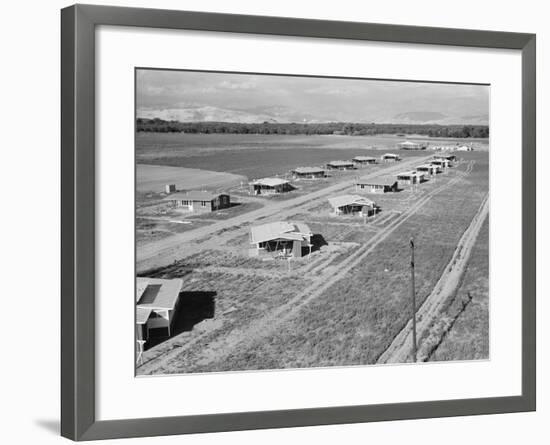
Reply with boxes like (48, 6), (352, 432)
(136, 118), (489, 138)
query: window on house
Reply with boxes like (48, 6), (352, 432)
(201, 201), (207, 207)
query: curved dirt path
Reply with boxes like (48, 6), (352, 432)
(377, 192), (489, 364)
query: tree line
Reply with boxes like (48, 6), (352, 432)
(136, 118), (489, 138)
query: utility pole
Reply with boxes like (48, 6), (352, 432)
(410, 238), (417, 362)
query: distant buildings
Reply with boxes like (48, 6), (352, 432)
(353, 156), (377, 165)
(434, 154), (457, 162)
(250, 178), (294, 195)
(397, 171), (426, 185)
(165, 191), (231, 212)
(356, 176), (399, 193)
(326, 160), (355, 170)
(398, 141), (426, 150)
(430, 159), (450, 169)
(136, 277), (184, 362)
(381, 153), (401, 162)
(328, 194), (378, 217)
(416, 164), (441, 175)
(291, 167), (326, 179)
(431, 144), (473, 151)
(249, 221), (313, 258)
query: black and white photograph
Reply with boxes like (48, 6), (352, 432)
(135, 69), (490, 375)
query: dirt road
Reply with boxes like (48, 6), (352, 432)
(137, 161), (475, 374)
(137, 156), (432, 273)
(376, 192), (489, 364)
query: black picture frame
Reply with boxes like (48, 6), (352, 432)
(61, 4), (536, 441)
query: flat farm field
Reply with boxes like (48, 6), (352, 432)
(137, 133), (440, 180)
(137, 164), (246, 193)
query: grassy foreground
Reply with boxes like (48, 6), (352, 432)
(429, 218), (489, 361)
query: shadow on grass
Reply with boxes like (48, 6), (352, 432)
(309, 234), (328, 254)
(145, 291), (216, 350)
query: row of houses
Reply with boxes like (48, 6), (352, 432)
(430, 144), (474, 152)
(138, 152), (458, 355)
(311, 154), (400, 172)
(355, 156), (455, 192)
(327, 155), (458, 220)
(160, 154), (454, 210)
(398, 140), (475, 152)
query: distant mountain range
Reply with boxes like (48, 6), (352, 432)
(391, 111), (488, 125)
(137, 107), (488, 126)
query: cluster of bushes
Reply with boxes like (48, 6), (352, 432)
(136, 118), (489, 138)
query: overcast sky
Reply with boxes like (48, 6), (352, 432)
(136, 69), (489, 125)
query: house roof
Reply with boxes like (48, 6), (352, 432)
(416, 164), (437, 169)
(397, 171), (419, 177)
(136, 307), (153, 325)
(433, 154), (454, 159)
(382, 153), (400, 158)
(292, 167), (325, 174)
(327, 160), (354, 166)
(251, 177), (290, 187)
(353, 156), (377, 161)
(164, 190), (224, 201)
(398, 141), (421, 146)
(328, 195), (375, 209)
(136, 277), (183, 311)
(357, 175), (397, 186)
(250, 221), (312, 244)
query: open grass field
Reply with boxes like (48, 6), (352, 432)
(137, 164), (246, 193)
(136, 133), (478, 180)
(136, 132), (489, 157)
(136, 143), (489, 374)
(136, 196), (264, 246)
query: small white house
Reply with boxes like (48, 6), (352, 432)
(136, 277), (184, 363)
(352, 156), (377, 165)
(398, 141), (426, 150)
(356, 176), (399, 193)
(249, 221), (312, 258)
(416, 164), (441, 175)
(165, 191), (230, 212)
(397, 171), (426, 185)
(250, 178), (294, 194)
(328, 194), (377, 217)
(326, 160), (355, 170)
(381, 153), (401, 162)
(430, 159), (450, 169)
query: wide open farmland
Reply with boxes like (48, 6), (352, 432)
(137, 164), (247, 193)
(136, 133), (432, 180)
(136, 151), (489, 375)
